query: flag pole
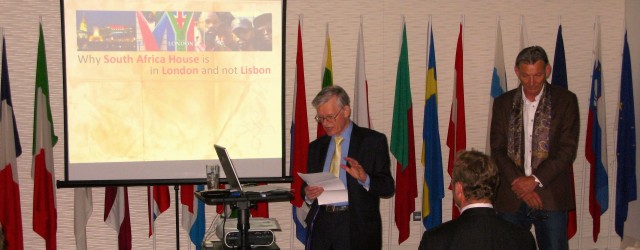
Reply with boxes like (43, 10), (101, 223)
(596, 15), (613, 247)
(558, 15), (561, 27)
(579, 160), (587, 250)
(175, 185), (180, 249)
(152, 187), (156, 250)
(519, 15), (527, 50)
(496, 15), (500, 35)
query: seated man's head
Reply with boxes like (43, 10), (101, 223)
(452, 150), (499, 208)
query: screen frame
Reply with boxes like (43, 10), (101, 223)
(58, 0), (289, 187)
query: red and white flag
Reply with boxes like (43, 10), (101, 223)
(147, 185), (170, 236)
(446, 22), (466, 219)
(1, 33), (25, 250)
(104, 186), (132, 250)
(74, 188), (92, 250)
(32, 23), (59, 250)
(353, 17), (371, 128)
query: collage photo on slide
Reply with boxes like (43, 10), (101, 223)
(75, 10), (272, 52)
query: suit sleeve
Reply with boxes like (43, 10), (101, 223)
(365, 133), (395, 197)
(532, 91), (580, 186)
(300, 140), (322, 200)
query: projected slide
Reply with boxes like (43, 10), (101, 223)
(63, 0), (284, 182)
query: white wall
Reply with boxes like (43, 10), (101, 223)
(0, 0), (637, 249)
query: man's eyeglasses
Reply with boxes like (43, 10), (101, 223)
(315, 108), (344, 123)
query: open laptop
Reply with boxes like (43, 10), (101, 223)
(214, 144), (245, 192)
(213, 144), (289, 195)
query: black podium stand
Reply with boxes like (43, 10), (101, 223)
(203, 241), (280, 250)
(195, 191), (291, 250)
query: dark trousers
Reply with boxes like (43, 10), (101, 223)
(309, 210), (351, 250)
(500, 202), (569, 250)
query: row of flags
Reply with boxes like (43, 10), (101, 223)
(0, 27), (24, 250)
(0, 23), (59, 250)
(286, 16), (637, 246)
(0, 18), (636, 249)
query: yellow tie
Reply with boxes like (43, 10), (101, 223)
(330, 136), (344, 177)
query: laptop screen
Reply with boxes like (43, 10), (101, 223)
(214, 144), (243, 192)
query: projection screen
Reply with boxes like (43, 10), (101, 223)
(61, 0), (286, 185)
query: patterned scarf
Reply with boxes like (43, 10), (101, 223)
(507, 85), (552, 171)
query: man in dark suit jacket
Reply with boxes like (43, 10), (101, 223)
(302, 85), (395, 250)
(490, 46), (579, 250)
(419, 150), (536, 250)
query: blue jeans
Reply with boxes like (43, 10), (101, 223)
(499, 203), (568, 250)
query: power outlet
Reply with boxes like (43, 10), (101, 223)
(412, 211), (421, 221)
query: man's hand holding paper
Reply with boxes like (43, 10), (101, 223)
(299, 172), (349, 205)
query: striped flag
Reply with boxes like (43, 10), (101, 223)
(147, 185), (170, 236)
(74, 188), (92, 250)
(32, 23), (59, 250)
(290, 19), (310, 244)
(353, 17), (371, 128)
(1, 34), (24, 250)
(104, 186), (131, 250)
(421, 19), (444, 230)
(181, 185), (205, 250)
(586, 19), (608, 242)
(550, 24), (578, 239)
(317, 24), (333, 138)
(446, 22), (466, 219)
(615, 30), (636, 238)
(486, 18), (507, 154)
(390, 19), (417, 244)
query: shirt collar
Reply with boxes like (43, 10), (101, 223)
(336, 121), (353, 139)
(460, 203), (493, 214)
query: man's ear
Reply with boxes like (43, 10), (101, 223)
(454, 182), (465, 201)
(343, 105), (351, 118)
(545, 64), (552, 77)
